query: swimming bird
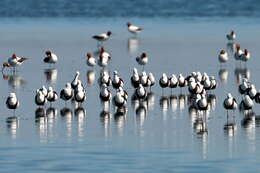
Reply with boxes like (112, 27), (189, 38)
(92, 31), (112, 42)
(2, 54), (28, 71)
(135, 84), (147, 100)
(234, 44), (243, 61)
(99, 84), (112, 101)
(136, 53), (148, 69)
(47, 87), (58, 105)
(71, 71), (80, 89)
(86, 53), (96, 66)
(226, 30), (236, 41)
(218, 50), (228, 63)
(131, 68), (140, 88)
(60, 83), (73, 103)
(44, 50), (58, 64)
(6, 93), (19, 113)
(112, 71), (124, 89)
(240, 49), (250, 62)
(35, 90), (47, 107)
(159, 73), (169, 88)
(127, 22), (143, 34)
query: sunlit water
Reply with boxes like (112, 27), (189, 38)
(0, 18), (260, 172)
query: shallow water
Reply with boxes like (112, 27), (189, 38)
(0, 18), (260, 172)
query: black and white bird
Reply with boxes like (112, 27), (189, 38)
(44, 50), (58, 64)
(47, 87), (58, 105)
(136, 53), (148, 67)
(140, 71), (148, 87)
(196, 94), (208, 112)
(86, 53), (96, 66)
(178, 74), (187, 88)
(113, 90), (127, 107)
(234, 44), (243, 61)
(112, 71), (124, 89)
(218, 50), (228, 63)
(92, 31), (112, 42)
(210, 76), (217, 90)
(71, 71), (80, 89)
(247, 84), (257, 99)
(147, 72), (155, 89)
(254, 91), (260, 104)
(74, 85), (86, 104)
(169, 74), (178, 90)
(226, 30), (236, 41)
(35, 90), (47, 107)
(240, 95), (254, 111)
(99, 84), (112, 101)
(238, 78), (250, 95)
(99, 70), (111, 87)
(223, 93), (237, 115)
(240, 49), (251, 62)
(131, 68), (140, 88)
(127, 22), (143, 34)
(159, 73), (169, 88)
(135, 84), (147, 100)
(6, 93), (20, 112)
(98, 47), (111, 67)
(39, 85), (48, 97)
(60, 83), (73, 103)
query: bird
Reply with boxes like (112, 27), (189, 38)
(131, 68), (140, 88)
(6, 93), (20, 113)
(209, 76), (217, 90)
(234, 44), (243, 61)
(218, 50), (228, 63)
(247, 84), (257, 99)
(99, 84), (112, 101)
(169, 74), (178, 90)
(226, 30), (236, 41)
(112, 71), (124, 89)
(240, 95), (254, 112)
(147, 72), (155, 89)
(127, 22), (143, 34)
(98, 47), (111, 67)
(39, 85), (48, 97)
(196, 94), (208, 112)
(2, 54), (28, 71)
(240, 49), (250, 62)
(92, 31), (112, 42)
(35, 90), (47, 107)
(113, 90), (127, 107)
(238, 78), (250, 95)
(71, 71), (80, 89)
(159, 73), (169, 88)
(74, 84), (86, 104)
(178, 74), (187, 88)
(136, 53), (148, 69)
(98, 70), (111, 87)
(140, 71), (148, 87)
(223, 93), (237, 116)
(86, 53), (96, 66)
(135, 84), (147, 100)
(254, 91), (260, 104)
(44, 50), (58, 64)
(47, 87), (58, 105)
(60, 83), (73, 103)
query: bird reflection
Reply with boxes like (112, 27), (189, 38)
(2, 71), (26, 89)
(160, 96), (169, 115)
(179, 94), (187, 111)
(147, 92), (155, 111)
(60, 107), (73, 137)
(114, 106), (127, 136)
(194, 115), (208, 135)
(224, 110), (236, 137)
(136, 102), (147, 126)
(44, 68), (58, 84)
(86, 70), (96, 86)
(234, 67), (250, 84)
(74, 107), (86, 138)
(35, 107), (47, 142)
(100, 110), (111, 137)
(169, 95), (178, 113)
(127, 37), (140, 55)
(6, 116), (19, 138)
(218, 68), (228, 84)
(226, 42), (235, 55)
(241, 111), (255, 129)
(207, 94), (216, 111)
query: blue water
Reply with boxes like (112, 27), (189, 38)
(0, 0), (259, 18)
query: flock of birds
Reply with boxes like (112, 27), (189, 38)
(2, 23), (257, 135)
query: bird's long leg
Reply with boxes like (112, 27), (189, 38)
(142, 65), (144, 72)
